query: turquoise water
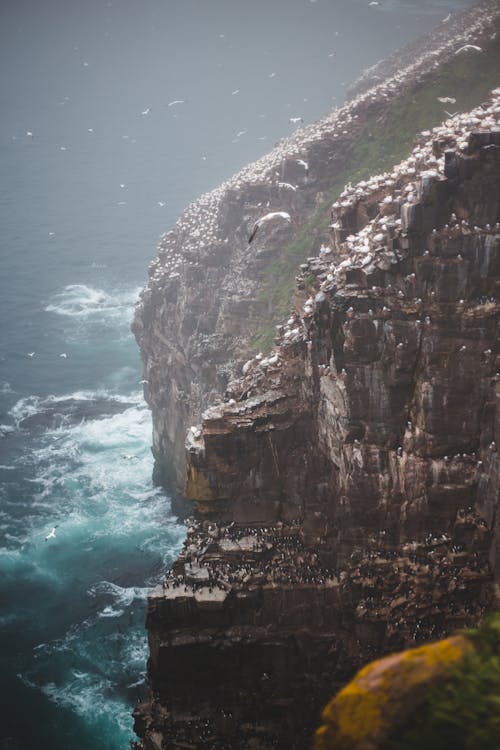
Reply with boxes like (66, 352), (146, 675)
(0, 1), (475, 748)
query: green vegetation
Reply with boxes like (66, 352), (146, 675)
(387, 615), (500, 750)
(251, 33), (500, 352)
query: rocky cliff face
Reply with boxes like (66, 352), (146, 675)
(133, 0), (500, 496)
(133, 80), (500, 750)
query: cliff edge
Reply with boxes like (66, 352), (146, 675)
(134, 69), (500, 750)
(133, 0), (500, 496)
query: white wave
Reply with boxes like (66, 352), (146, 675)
(41, 674), (133, 736)
(1, 382), (14, 395)
(10, 396), (184, 564)
(0, 424), (15, 437)
(9, 389), (141, 427)
(98, 605), (125, 618)
(122, 630), (149, 666)
(87, 580), (150, 607)
(0, 464), (15, 470)
(44, 283), (140, 322)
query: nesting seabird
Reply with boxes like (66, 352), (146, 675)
(296, 159), (309, 174)
(248, 211), (291, 244)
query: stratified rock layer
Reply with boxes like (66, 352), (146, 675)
(134, 89), (500, 749)
(133, 1), (500, 495)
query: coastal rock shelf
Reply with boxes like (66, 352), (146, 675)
(133, 0), (500, 494)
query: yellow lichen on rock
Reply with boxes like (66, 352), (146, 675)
(184, 465), (213, 501)
(315, 634), (473, 750)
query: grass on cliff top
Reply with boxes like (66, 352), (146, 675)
(387, 615), (500, 750)
(252, 34), (500, 353)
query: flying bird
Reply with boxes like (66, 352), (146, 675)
(455, 44), (482, 54)
(248, 211), (291, 244)
(437, 96), (456, 103)
(289, 117), (303, 124)
(45, 526), (58, 541)
(168, 100), (185, 107)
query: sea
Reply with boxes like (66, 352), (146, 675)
(0, 1), (476, 748)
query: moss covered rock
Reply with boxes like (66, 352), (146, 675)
(315, 635), (473, 750)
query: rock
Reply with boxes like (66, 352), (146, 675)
(315, 634), (473, 750)
(133, 0), (500, 498)
(133, 7), (500, 748)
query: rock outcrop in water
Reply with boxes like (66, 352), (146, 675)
(132, 0), (500, 496)
(134, 88), (500, 748)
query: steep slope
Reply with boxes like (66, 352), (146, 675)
(133, 88), (500, 750)
(133, 0), (500, 495)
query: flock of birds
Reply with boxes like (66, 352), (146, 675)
(143, 2), (500, 540)
(235, 88), (500, 399)
(182, 86), (500, 445)
(326, 90), (500, 287)
(143, 1), (497, 297)
(159, 514), (491, 650)
(161, 519), (338, 598)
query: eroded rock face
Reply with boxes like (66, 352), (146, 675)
(134, 91), (500, 749)
(132, 1), (500, 495)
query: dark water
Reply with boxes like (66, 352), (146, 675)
(0, 1), (475, 748)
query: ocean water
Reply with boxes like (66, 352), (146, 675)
(0, 1), (475, 748)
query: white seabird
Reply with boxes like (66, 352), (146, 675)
(455, 44), (482, 54)
(296, 159), (309, 174)
(248, 211), (291, 244)
(168, 100), (185, 107)
(45, 526), (57, 541)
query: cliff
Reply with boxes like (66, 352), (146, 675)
(133, 90), (500, 749)
(133, 0), (500, 496)
(132, 4), (500, 748)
